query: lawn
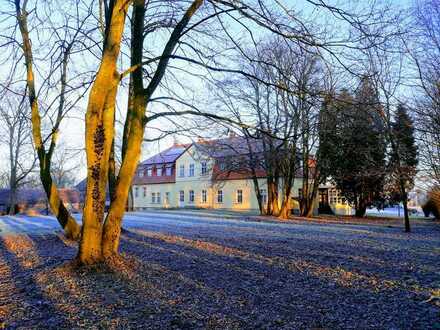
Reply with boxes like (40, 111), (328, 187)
(0, 214), (439, 329)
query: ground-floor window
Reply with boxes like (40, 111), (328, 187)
(151, 192), (156, 203)
(189, 190), (195, 203)
(179, 190), (185, 202)
(157, 192), (161, 204)
(165, 192), (170, 204)
(135, 187), (139, 198)
(217, 190), (223, 203)
(201, 189), (207, 203)
(236, 189), (243, 204)
(143, 187), (147, 198)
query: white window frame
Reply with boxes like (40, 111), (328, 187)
(147, 168), (153, 176)
(134, 187), (139, 198)
(157, 192), (161, 204)
(201, 189), (207, 203)
(165, 192), (170, 204)
(179, 190), (185, 202)
(157, 167), (162, 176)
(189, 164), (195, 177)
(151, 192), (156, 203)
(189, 190), (195, 203)
(143, 186), (147, 198)
(179, 165), (185, 177)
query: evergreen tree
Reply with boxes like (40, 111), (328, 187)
(319, 78), (387, 217)
(388, 104), (418, 232)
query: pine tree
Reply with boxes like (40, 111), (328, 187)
(388, 104), (418, 232)
(319, 78), (387, 217)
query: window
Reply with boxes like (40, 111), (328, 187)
(217, 190), (223, 203)
(201, 189), (207, 203)
(189, 164), (195, 177)
(201, 161), (207, 175)
(189, 190), (194, 203)
(139, 171), (144, 177)
(151, 192), (156, 203)
(134, 187), (139, 198)
(166, 167), (172, 176)
(165, 192), (170, 204)
(236, 189), (243, 204)
(143, 187), (147, 198)
(157, 167), (162, 176)
(147, 168), (153, 176)
(157, 192), (161, 204)
(219, 162), (226, 171)
(260, 189), (267, 205)
(298, 188), (303, 200)
(179, 165), (185, 177)
(179, 190), (185, 202)
(329, 189), (337, 204)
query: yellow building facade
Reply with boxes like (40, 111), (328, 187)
(132, 140), (351, 215)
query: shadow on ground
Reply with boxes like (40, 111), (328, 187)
(0, 219), (438, 329)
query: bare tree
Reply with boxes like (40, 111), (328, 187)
(9, 0), (95, 238)
(3, 0), (404, 265)
(408, 0), (440, 188)
(0, 89), (36, 214)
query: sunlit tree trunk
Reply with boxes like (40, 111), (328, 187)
(102, 0), (204, 257)
(267, 178), (280, 216)
(78, 0), (130, 264)
(15, 0), (80, 238)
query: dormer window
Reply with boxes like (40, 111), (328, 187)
(219, 162), (226, 171)
(166, 166), (172, 176)
(147, 168), (153, 176)
(157, 167), (162, 176)
(139, 170), (144, 177)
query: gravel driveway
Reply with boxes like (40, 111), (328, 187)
(0, 212), (438, 329)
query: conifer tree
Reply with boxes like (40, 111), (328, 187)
(388, 104), (418, 232)
(319, 78), (387, 217)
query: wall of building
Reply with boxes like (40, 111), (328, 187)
(131, 144), (355, 215)
(132, 183), (175, 209)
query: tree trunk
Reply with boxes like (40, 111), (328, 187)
(302, 178), (319, 217)
(278, 197), (290, 219)
(355, 200), (367, 217)
(40, 162), (81, 238)
(78, 0), (130, 264)
(267, 180), (280, 216)
(102, 116), (144, 257)
(101, 0), (203, 259)
(15, 1), (80, 239)
(8, 186), (17, 215)
(400, 182), (411, 232)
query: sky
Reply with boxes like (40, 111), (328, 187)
(0, 0), (420, 185)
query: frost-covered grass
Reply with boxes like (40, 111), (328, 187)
(0, 212), (438, 328)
